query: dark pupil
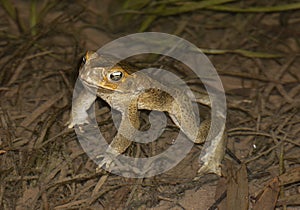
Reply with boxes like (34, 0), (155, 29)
(110, 71), (123, 81)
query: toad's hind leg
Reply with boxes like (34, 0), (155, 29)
(169, 95), (225, 176)
(169, 111), (210, 144)
(167, 91), (204, 143)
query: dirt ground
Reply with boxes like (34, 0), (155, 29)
(1, 0), (300, 209)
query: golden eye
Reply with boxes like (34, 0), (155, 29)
(108, 71), (123, 82)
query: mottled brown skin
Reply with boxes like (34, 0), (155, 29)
(68, 51), (225, 176)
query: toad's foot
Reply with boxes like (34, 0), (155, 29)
(66, 111), (90, 128)
(194, 132), (226, 180)
(196, 157), (222, 177)
(95, 148), (119, 172)
(96, 155), (113, 172)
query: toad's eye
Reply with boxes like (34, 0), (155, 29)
(82, 56), (87, 64)
(108, 71), (123, 82)
(82, 51), (94, 65)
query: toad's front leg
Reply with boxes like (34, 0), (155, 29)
(96, 97), (140, 171)
(67, 88), (97, 128)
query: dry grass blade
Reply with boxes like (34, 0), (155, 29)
(0, 0), (25, 31)
(277, 194), (300, 206)
(200, 48), (282, 58)
(0, 0), (16, 19)
(16, 158), (68, 209)
(89, 174), (109, 204)
(54, 199), (89, 210)
(20, 92), (65, 128)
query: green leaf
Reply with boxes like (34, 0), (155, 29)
(208, 2), (300, 13)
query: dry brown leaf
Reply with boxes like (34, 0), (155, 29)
(277, 194), (300, 206)
(226, 163), (249, 210)
(278, 167), (300, 186)
(252, 177), (280, 210)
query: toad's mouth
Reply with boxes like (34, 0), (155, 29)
(80, 78), (123, 94)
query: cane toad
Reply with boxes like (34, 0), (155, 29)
(68, 51), (226, 176)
